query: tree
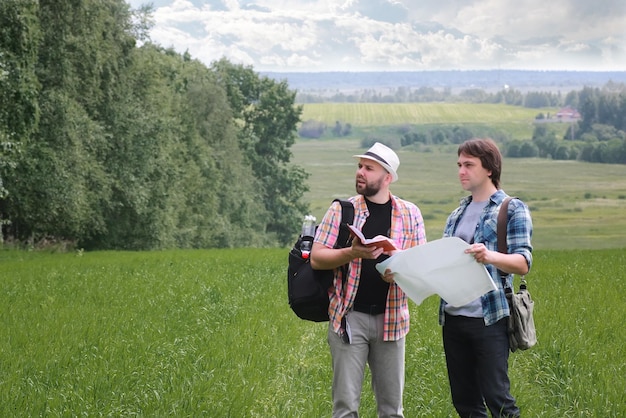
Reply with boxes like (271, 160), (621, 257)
(564, 89), (581, 108)
(89, 45), (268, 250)
(617, 93), (626, 132)
(494, 88), (523, 105)
(519, 141), (539, 158)
(2, 0), (139, 245)
(451, 126), (474, 144)
(9, 90), (110, 242)
(0, 0), (40, 144)
(577, 87), (599, 134)
(602, 139), (626, 164)
(553, 144), (570, 160)
(211, 59), (308, 245)
(299, 120), (326, 138)
(505, 140), (523, 158)
(332, 121), (343, 137)
(0, 0), (41, 240)
(0, 1), (313, 249)
(176, 54), (267, 248)
(524, 91), (551, 108)
(532, 124), (558, 158)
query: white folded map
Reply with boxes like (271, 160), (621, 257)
(375, 237), (497, 307)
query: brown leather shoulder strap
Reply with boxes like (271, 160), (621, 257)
(497, 197), (513, 254)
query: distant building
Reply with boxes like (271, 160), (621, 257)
(555, 106), (581, 121)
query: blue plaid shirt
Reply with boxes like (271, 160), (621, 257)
(439, 190), (533, 326)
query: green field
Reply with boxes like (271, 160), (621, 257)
(300, 102), (561, 141)
(0, 248), (624, 416)
(300, 103), (553, 126)
(291, 139), (626, 250)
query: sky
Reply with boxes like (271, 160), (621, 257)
(125, 0), (626, 72)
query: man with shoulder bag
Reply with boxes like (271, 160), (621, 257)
(439, 138), (533, 418)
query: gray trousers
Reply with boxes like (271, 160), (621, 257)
(328, 311), (405, 418)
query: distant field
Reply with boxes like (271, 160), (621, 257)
(291, 139), (626, 250)
(300, 103), (553, 126)
(300, 102), (564, 141)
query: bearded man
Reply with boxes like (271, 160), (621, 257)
(311, 142), (426, 418)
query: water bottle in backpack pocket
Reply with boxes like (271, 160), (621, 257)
(287, 200), (354, 322)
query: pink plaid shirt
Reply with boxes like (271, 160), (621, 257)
(314, 194), (427, 341)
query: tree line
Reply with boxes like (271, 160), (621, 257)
(298, 85), (569, 109)
(0, 0), (308, 250)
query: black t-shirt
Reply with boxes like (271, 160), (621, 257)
(354, 198), (392, 307)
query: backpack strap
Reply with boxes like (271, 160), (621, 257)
(330, 199), (354, 302)
(333, 198), (355, 249)
(497, 196), (513, 255)
(497, 196), (514, 286)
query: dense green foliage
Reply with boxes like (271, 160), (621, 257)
(212, 59), (309, 244)
(0, 248), (623, 416)
(0, 0), (40, 203)
(0, 0), (307, 250)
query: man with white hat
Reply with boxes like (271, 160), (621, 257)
(311, 142), (427, 417)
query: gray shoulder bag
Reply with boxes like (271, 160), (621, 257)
(498, 197), (537, 352)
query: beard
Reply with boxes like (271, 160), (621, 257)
(356, 175), (384, 197)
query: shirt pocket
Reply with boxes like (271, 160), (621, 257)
(482, 217), (498, 246)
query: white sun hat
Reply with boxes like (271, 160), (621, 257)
(353, 142), (400, 182)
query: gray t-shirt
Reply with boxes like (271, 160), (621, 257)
(444, 200), (489, 318)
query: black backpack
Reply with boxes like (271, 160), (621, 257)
(287, 199), (354, 322)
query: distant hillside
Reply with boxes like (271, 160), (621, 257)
(263, 70), (626, 94)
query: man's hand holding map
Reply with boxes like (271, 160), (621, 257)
(375, 237), (497, 307)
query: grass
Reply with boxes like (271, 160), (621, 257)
(511, 249), (626, 416)
(0, 247), (624, 416)
(291, 139), (626, 250)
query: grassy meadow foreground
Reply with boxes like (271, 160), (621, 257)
(0, 248), (624, 416)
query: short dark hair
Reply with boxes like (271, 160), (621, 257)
(458, 138), (502, 189)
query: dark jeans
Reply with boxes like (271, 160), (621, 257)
(443, 314), (520, 418)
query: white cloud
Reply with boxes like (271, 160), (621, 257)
(126, 0), (626, 71)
